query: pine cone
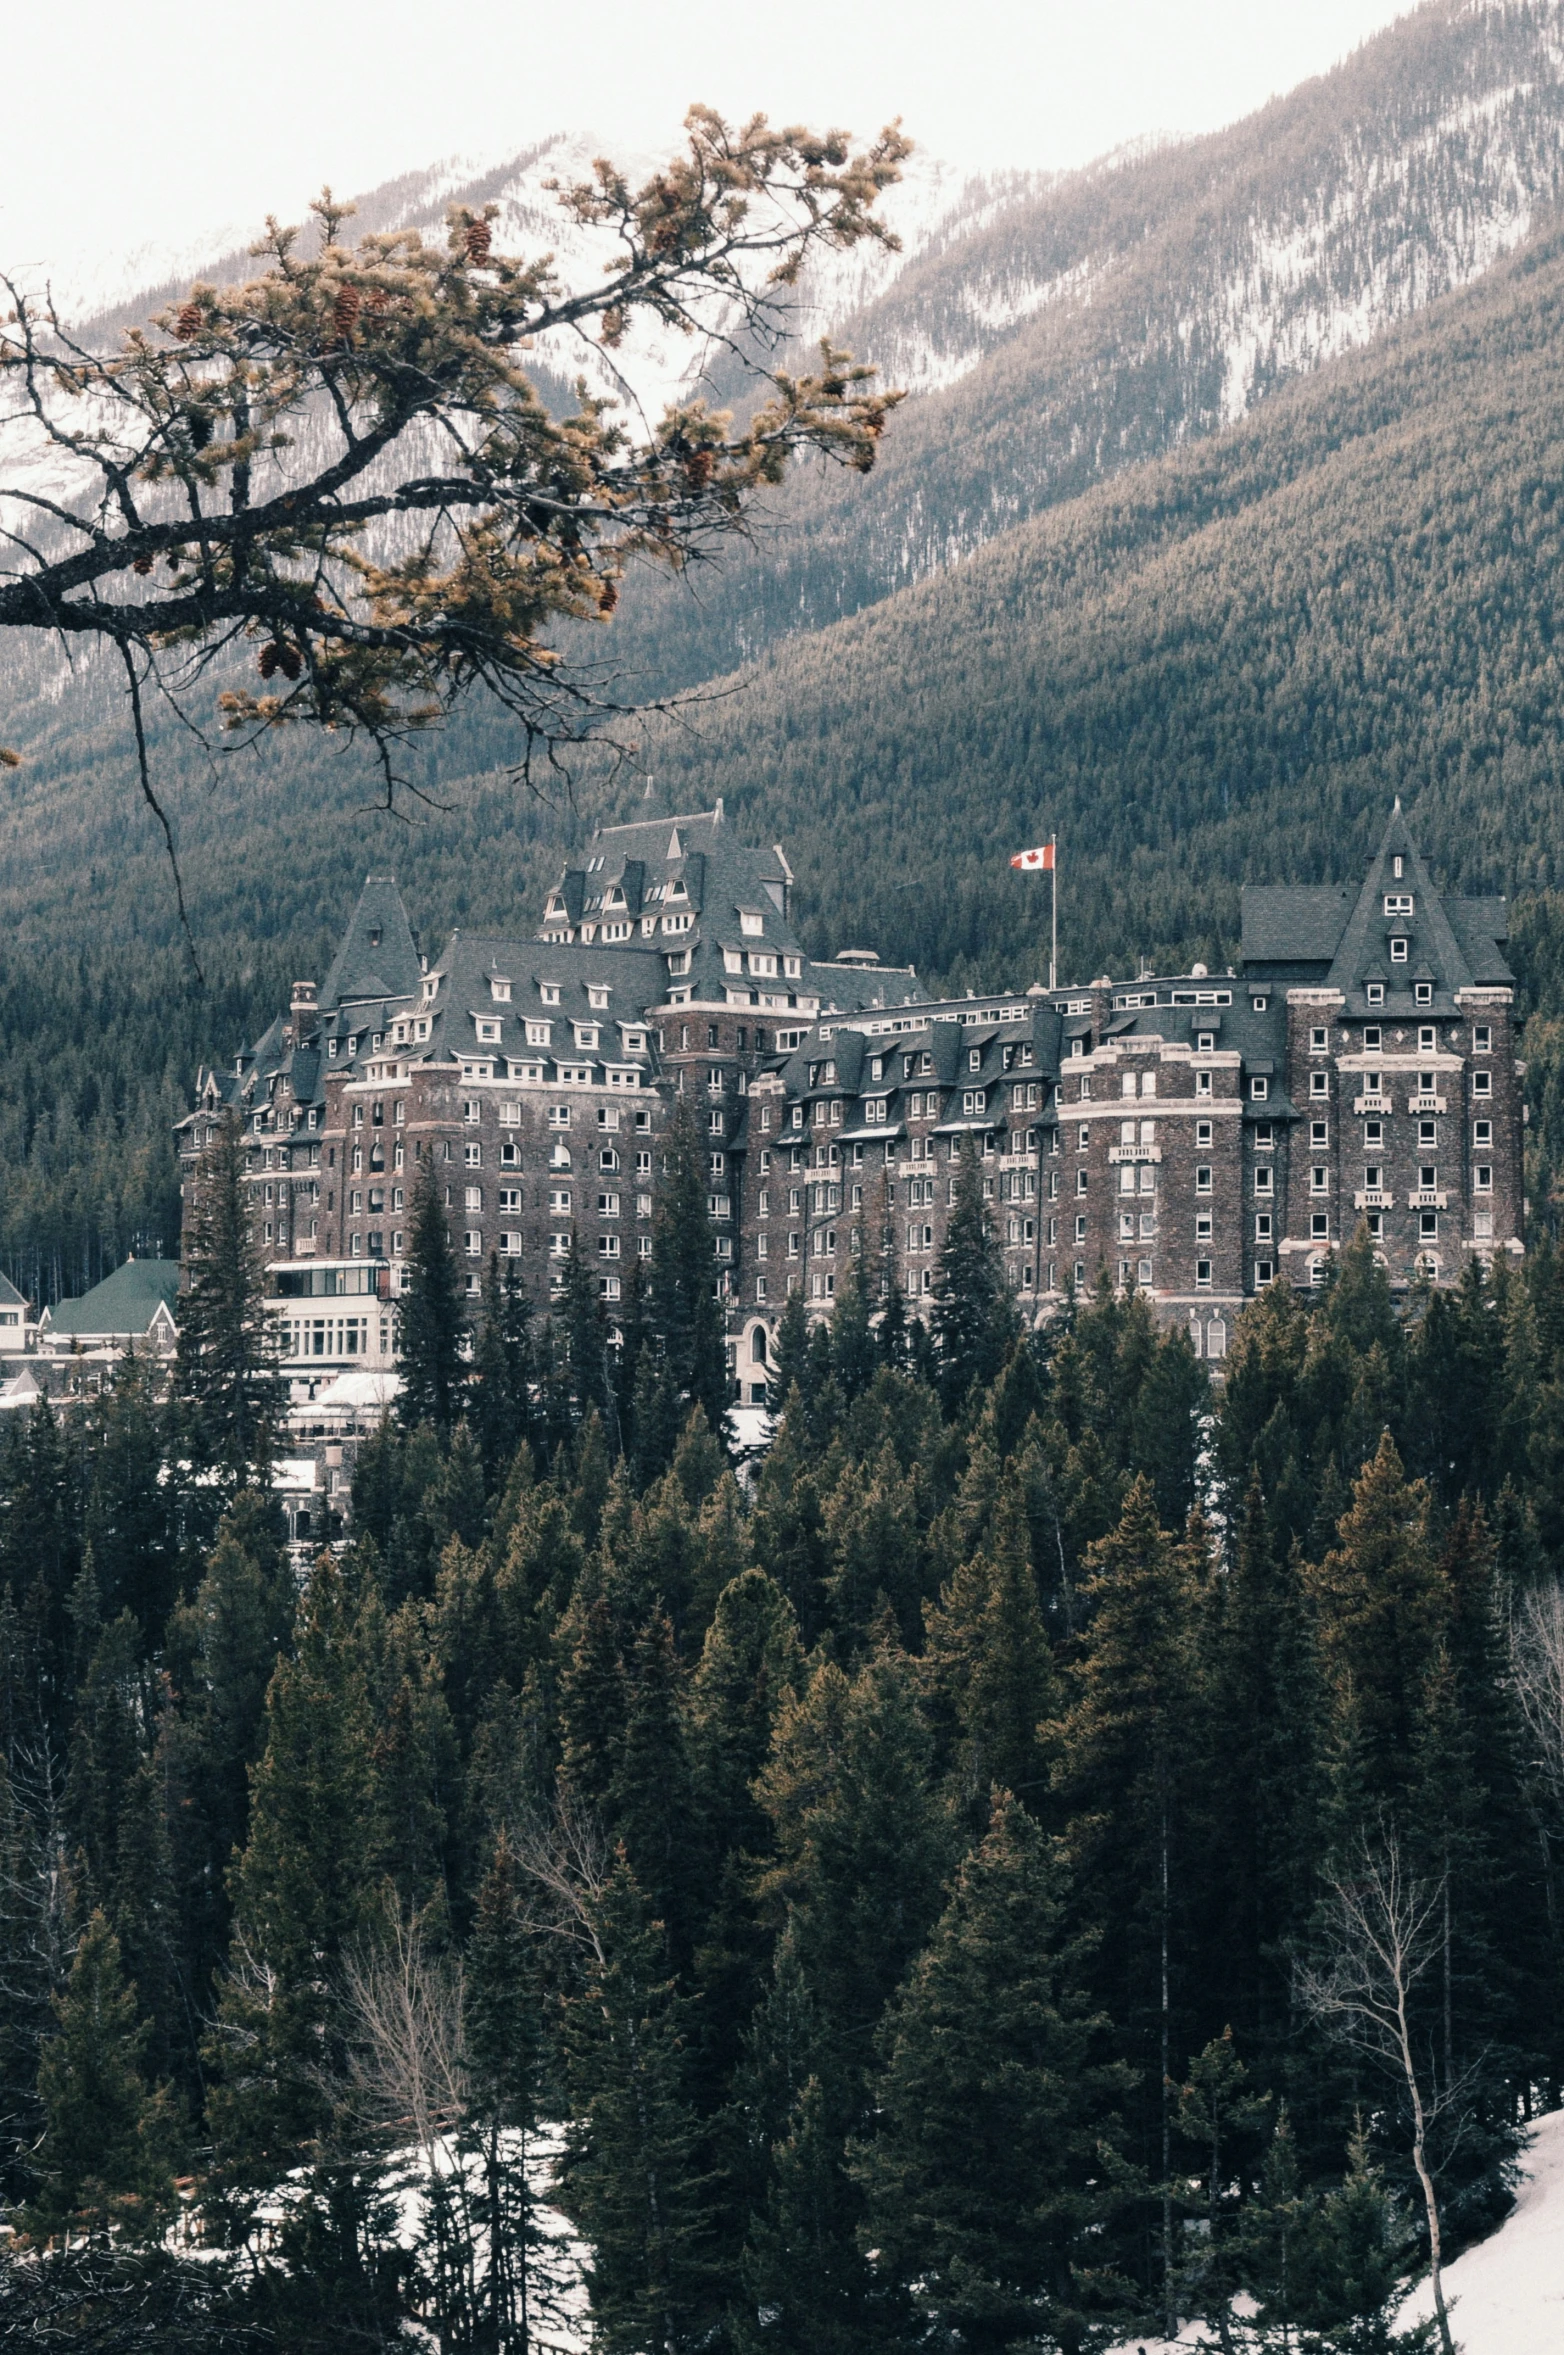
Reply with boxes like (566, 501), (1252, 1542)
(685, 448), (715, 491)
(259, 644), (280, 680)
(466, 219), (492, 264)
(132, 554), (153, 576)
(597, 578), (619, 615)
(333, 285), (360, 341)
(175, 302), (201, 341)
(278, 644), (303, 681)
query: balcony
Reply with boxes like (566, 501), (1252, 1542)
(1108, 1143), (1162, 1164)
(1408, 1094), (1446, 1114)
(1353, 1189), (1391, 1210)
(1353, 1093), (1390, 1114)
(1408, 1189), (1448, 1210)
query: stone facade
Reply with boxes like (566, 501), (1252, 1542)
(178, 799), (1524, 1400)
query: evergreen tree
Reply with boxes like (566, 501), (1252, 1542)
(24, 1909), (178, 2247)
(83, 1357), (177, 1642)
(648, 1101), (727, 1434)
(397, 1162), (468, 1437)
(854, 1793), (1132, 2354)
(174, 1110), (286, 1498)
(921, 1476), (1060, 1821)
(931, 1141), (1018, 1413)
(558, 1854), (718, 2355)
(470, 1253), (535, 1491)
(828, 1256), (878, 1404)
(206, 1555), (376, 2189)
(766, 1287), (812, 1418)
(562, 1226), (612, 1432)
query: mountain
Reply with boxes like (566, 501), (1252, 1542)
(15, 1), (1564, 1281)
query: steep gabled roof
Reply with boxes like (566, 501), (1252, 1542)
(1323, 804), (1474, 1010)
(45, 1258), (180, 1339)
(1240, 885), (1354, 975)
(320, 877), (421, 1011)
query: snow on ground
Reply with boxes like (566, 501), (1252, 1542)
(1104, 2105), (1564, 2355)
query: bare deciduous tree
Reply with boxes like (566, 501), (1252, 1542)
(1298, 1830), (1464, 2355)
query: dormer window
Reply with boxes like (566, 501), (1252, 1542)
(784, 956), (802, 979)
(490, 977), (512, 1002)
(588, 986), (610, 1011)
(1384, 894), (1414, 916)
(968, 1047), (982, 1071)
(870, 1056), (884, 1081)
(575, 1025), (601, 1050)
(1196, 1032), (1214, 1053)
(1366, 982), (1384, 1006)
(1415, 982), (1433, 1007)
(740, 910), (764, 936)
(1251, 1076), (1269, 1101)
(422, 977), (438, 1002)
(526, 1021), (551, 1046)
(1390, 938), (1409, 962)
(476, 1018), (502, 1044)
(541, 984), (561, 1006)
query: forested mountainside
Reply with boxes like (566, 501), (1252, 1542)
(19, 3), (1564, 1283)
(600, 0), (1564, 693)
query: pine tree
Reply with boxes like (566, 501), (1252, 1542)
(205, 1555), (376, 2187)
(828, 1257), (878, 1404)
(24, 1909), (178, 2247)
(562, 1226), (612, 1431)
(558, 1854), (718, 2355)
(460, 1832), (562, 2354)
(853, 1794), (1132, 2354)
(648, 1100), (727, 1434)
(83, 1356), (177, 1642)
(1055, 1474), (1205, 2333)
(174, 1110), (286, 1499)
(397, 1161), (468, 1437)
(766, 1287), (812, 1418)
(1309, 1434), (1450, 1813)
(921, 1476), (1060, 1822)
(931, 1140), (1018, 1413)
(470, 1253), (535, 1491)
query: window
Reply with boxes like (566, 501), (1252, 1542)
(1311, 1167), (1329, 1194)
(1476, 1164), (1492, 1192)
(1250, 1076), (1268, 1101)
(1256, 1259), (1274, 1286)
(1473, 1070), (1492, 1098)
(1196, 1166), (1212, 1194)
(1418, 1026), (1436, 1052)
(1255, 1212), (1273, 1241)
(1310, 1072), (1329, 1099)
(1384, 892), (1414, 915)
(1254, 1166), (1273, 1195)
(1419, 1120), (1436, 1148)
(1196, 1122), (1213, 1148)
(1311, 1212), (1329, 1239)
(1415, 983), (1433, 1007)
(1196, 1214), (1212, 1242)
(1310, 1027), (1327, 1052)
(1474, 1025), (1492, 1053)
(463, 1230), (482, 1256)
(1366, 983), (1385, 1006)
(1076, 1168), (1089, 1196)
(1474, 1120), (1492, 1149)
(1365, 1120), (1384, 1147)
(1196, 1259), (1212, 1289)
(1075, 1215), (1087, 1243)
(464, 1185), (482, 1211)
(1420, 1211), (1439, 1240)
(1390, 937), (1408, 962)
(1364, 1027), (1382, 1052)
(1364, 1165), (1382, 1190)
(1196, 1031), (1214, 1053)
(465, 1141), (481, 1168)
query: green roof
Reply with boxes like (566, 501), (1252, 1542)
(47, 1258), (180, 1338)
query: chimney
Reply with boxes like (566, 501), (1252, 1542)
(291, 979), (318, 1020)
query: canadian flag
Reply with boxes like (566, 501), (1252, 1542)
(1010, 841), (1056, 870)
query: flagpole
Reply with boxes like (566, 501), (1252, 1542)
(1050, 847), (1057, 993)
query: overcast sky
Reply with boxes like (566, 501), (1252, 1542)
(3, 0), (1417, 298)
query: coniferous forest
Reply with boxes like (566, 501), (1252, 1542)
(3, 1115), (1563, 2352)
